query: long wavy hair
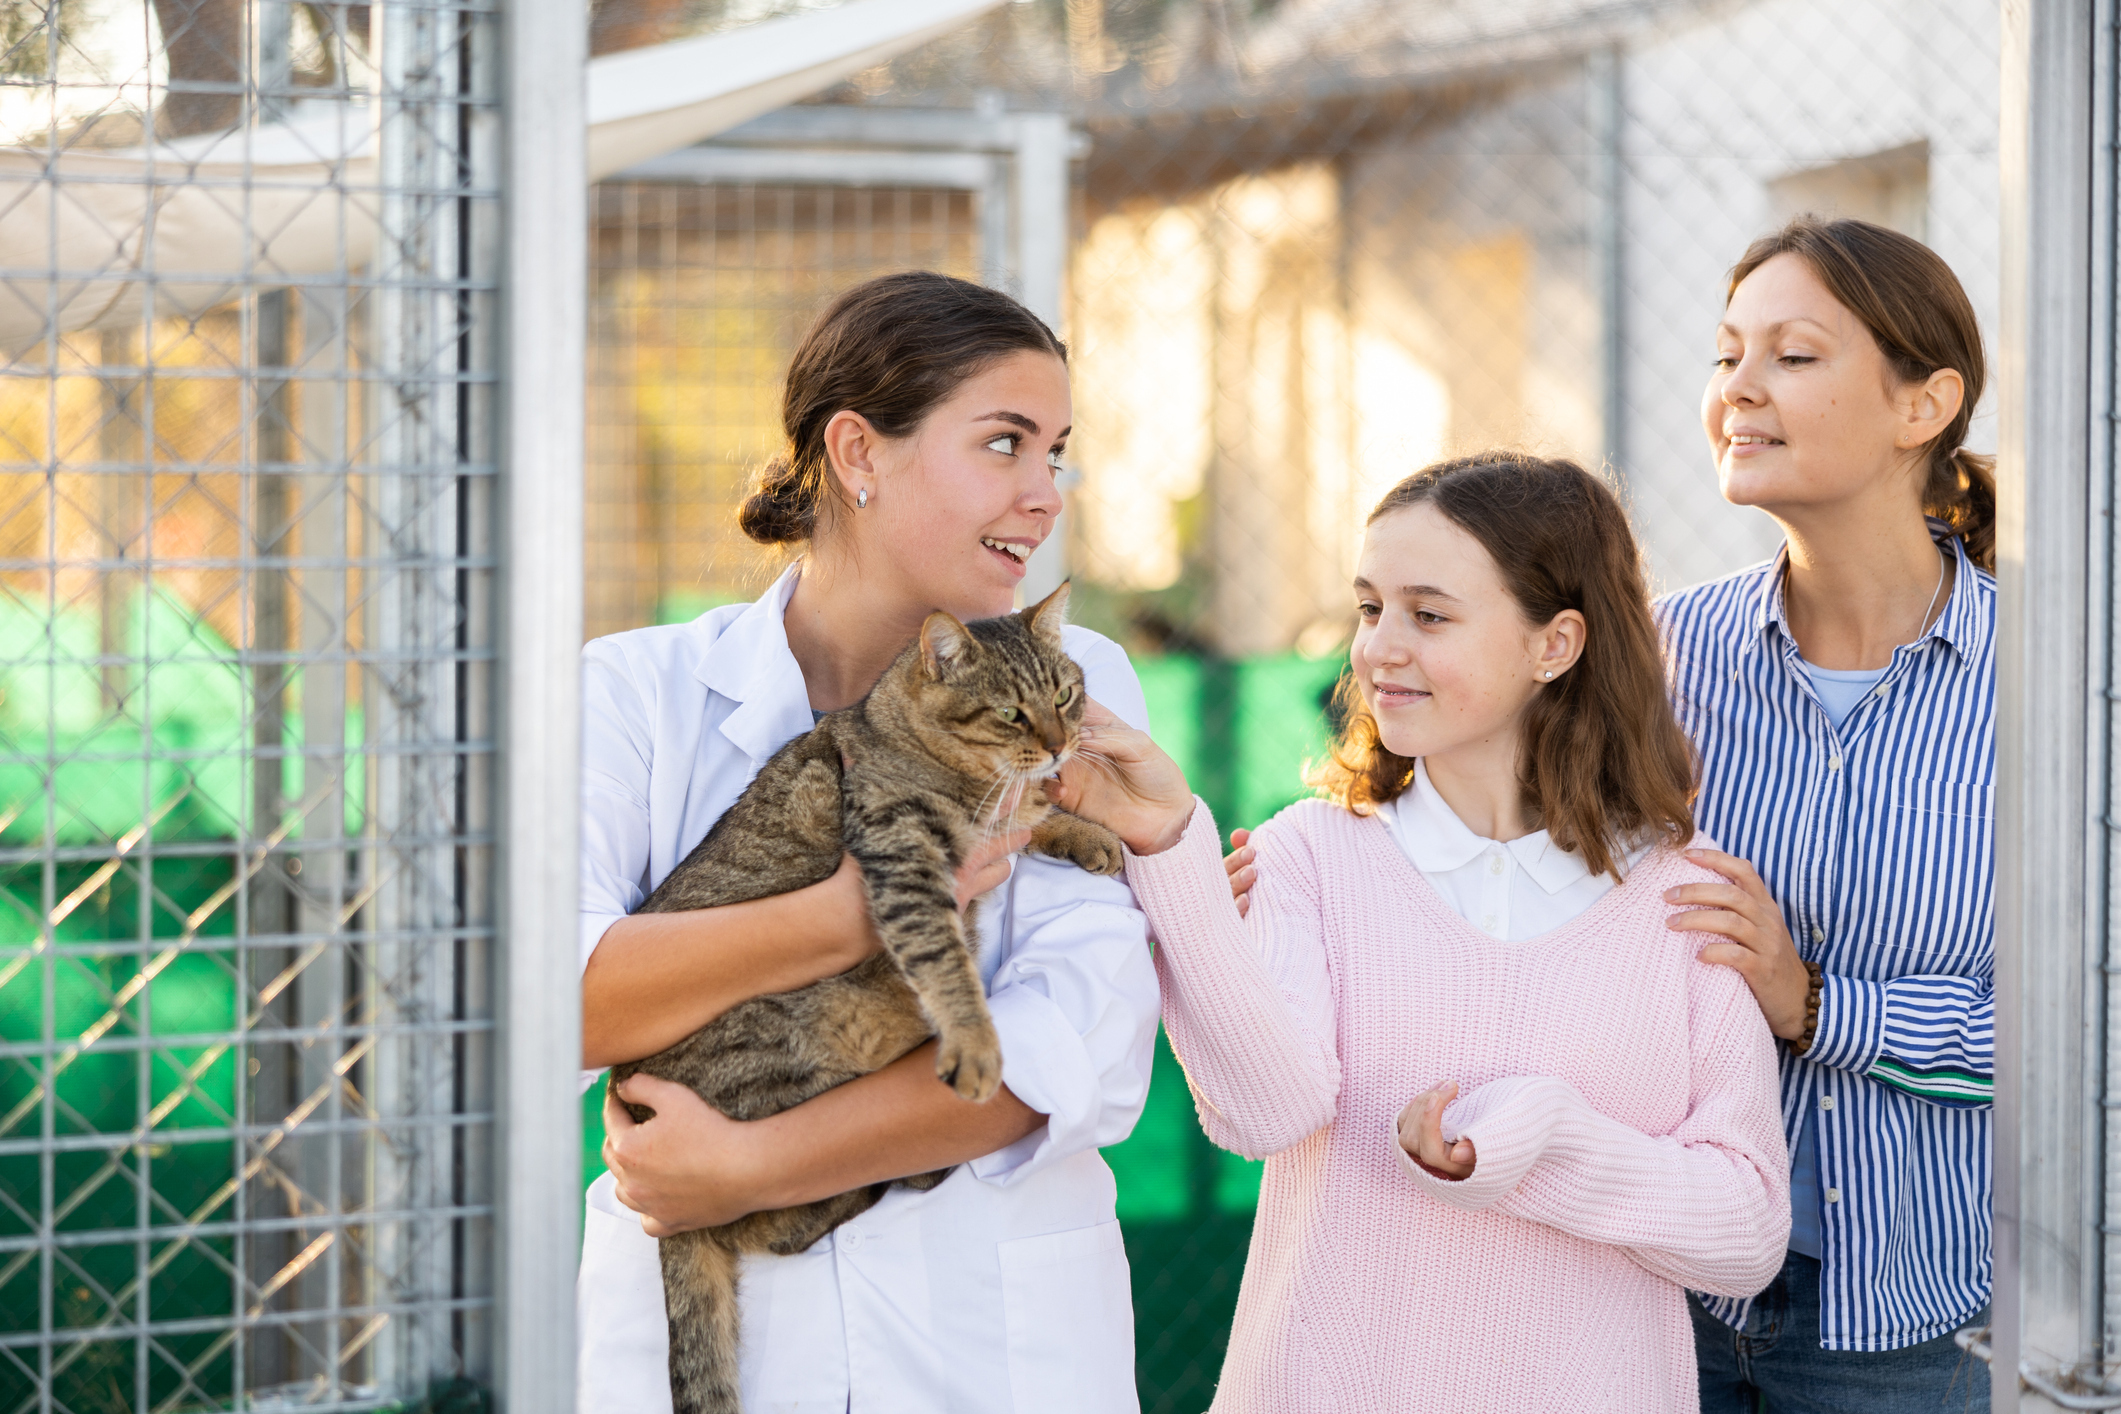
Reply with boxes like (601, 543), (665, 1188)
(1313, 454), (1696, 879)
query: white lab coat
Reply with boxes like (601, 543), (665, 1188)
(575, 567), (1160, 1414)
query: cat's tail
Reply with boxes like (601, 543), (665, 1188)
(662, 1228), (743, 1414)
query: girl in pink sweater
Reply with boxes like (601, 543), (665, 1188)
(1055, 454), (1790, 1413)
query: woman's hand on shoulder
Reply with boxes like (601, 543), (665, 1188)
(604, 1074), (770, 1235)
(1663, 847), (1810, 1041)
(1396, 1081), (1476, 1180)
(1049, 697), (1197, 856)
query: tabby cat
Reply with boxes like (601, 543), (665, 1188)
(607, 583), (1124, 1414)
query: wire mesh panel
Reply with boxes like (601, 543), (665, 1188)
(575, 0), (1999, 1407)
(585, 179), (980, 639)
(0, 2), (499, 1409)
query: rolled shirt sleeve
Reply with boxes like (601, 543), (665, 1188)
(1807, 969), (1994, 1109)
(579, 640), (656, 973)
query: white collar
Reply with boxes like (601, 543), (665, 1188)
(692, 563), (813, 765)
(1381, 760), (1602, 896)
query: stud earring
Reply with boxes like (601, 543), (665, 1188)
(1543, 670), (1553, 680)
(856, 487), (868, 509)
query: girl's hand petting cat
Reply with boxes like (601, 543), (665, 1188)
(1397, 1082), (1478, 1180)
(604, 1074), (768, 1234)
(1050, 697), (1196, 856)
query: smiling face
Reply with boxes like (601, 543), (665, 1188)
(1703, 252), (1946, 522)
(1351, 503), (1573, 768)
(832, 349), (1070, 622)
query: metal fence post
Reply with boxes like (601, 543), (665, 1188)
(499, 0), (586, 1408)
(1014, 111), (1074, 605)
(1997, 0), (2098, 1405)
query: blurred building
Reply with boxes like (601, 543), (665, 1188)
(581, 0), (1998, 657)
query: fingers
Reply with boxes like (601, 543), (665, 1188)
(1665, 907), (1758, 943)
(602, 1082), (637, 1134)
(1230, 828), (1251, 850)
(1224, 839), (1257, 907)
(1696, 941), (1759, 974)
(1662, 881), (1753, 913)
(1684, 848), (1768, 895)
(967, 827), (1034, 865)
(1079, 696), (1122, 728)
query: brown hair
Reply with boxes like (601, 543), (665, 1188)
(1315, 454), (1695, 879)
(1727, 216), (1994, 571)
(739, 271), (1068, 545)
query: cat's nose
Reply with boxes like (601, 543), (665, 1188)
(1040, 723), (1066, 757)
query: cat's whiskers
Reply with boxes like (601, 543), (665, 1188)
(972, 766), (1015, 829)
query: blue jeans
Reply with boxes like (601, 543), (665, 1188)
(1688, 1252), (1989, 1413)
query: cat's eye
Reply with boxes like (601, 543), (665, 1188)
(996, 706), (1020, 722)
(1054, 686), (1073, 707)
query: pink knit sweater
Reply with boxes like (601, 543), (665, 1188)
(1125, 799), (1790, 1414)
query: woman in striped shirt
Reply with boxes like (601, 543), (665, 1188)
(1662, 217), (1994, 1411)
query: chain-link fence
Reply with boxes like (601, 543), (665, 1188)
(0, 2), (503, 1408)
(575, 0), (2000, 1407)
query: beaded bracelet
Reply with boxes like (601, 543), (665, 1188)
(1789, 960), (1824, 1055)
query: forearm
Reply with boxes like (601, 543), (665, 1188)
(1400, 1075), (1788, 1298)
(581, 874), (866, 1068)
(743, 1041), (1044, 1208)
(1129, 804), (1340, 1158)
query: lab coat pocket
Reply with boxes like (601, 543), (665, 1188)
(996, 1220), (1139, 1414)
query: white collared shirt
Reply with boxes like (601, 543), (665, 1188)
(574, 566), (1158, 1414)
(1372, 761), (1647, 942)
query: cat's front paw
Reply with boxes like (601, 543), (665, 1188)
(934, 1024), (1004, 1103)
(1030, 815), (1126, 877)
(1064, 828), (1125, 877)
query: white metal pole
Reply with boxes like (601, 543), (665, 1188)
(1996, 0), (2098, 1406)
(499, 0), (586, 1407)
(1013, 111), (1072, 605)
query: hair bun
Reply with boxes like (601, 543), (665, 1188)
(738, 456), (817, 546)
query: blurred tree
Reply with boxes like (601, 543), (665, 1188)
(152, 0), (245, 135)
(0, 0), (65, 80)
(590, 0), (693, 55)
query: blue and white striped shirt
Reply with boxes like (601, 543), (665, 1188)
(1658, 525), (1993, 1352)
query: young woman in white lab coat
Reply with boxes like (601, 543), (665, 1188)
(574, 272), (1161, 1414)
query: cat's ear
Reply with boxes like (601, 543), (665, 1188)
(919, 610), (975, 679)
(1022, 580), (1071, 644)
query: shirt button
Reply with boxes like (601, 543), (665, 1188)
(1481, 914), (1498, 931)
(1825, 1188), (1841, 1204)
(1489, 856), (1505, 876)
(1820, 1095), (1835, 1111)
(1828, 756), (1842, 772)
(841, 1225), (865, 1251)
(1812, 926), (1825, 943)
(1873, 684), (1889, 698)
